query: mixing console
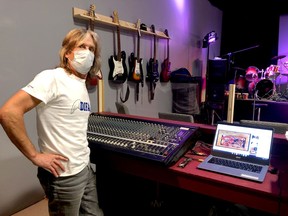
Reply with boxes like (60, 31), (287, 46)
(87, 114), (199, 166)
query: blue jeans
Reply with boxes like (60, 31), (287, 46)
(37, 165), (104, 216)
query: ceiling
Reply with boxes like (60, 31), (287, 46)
(208, 0), (288, 15)
(207, 0), (288, 74)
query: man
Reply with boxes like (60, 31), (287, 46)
(0, 28), (103, 216)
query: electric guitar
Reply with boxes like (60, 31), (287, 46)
(128, 19), (143, 101)
(108, 10), (128, 84)
(146, 25), (159, 100)
(160, 29), (171, 82)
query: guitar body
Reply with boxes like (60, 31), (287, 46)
(146, 24), (160, 100)
(108, 50), (128, 84)
(108, 11), (128, 84)
(128, 19), (143, 101)
(128, 52), (143, 101)
(146, 58), (159, 82)
(146, 58), (159, 100)
(133, 60), (143, 81)
(128, 52), (143, 82)
(160, 58), (171, 82)
(160, 29), (171, 82)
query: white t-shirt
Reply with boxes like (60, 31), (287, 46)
(22, 67), (91, 176)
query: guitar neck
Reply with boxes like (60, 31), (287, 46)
(167, 39), (169, 60)
(135, 19), (141, 63)
(113, 10), (121, 61)
(153, 35), (157, 64)
(136, 33), (140, 62)
(151, 25), (157, 64)
(89, 4), (96, 31)
(164, 29), (169, 60)
(116, 26), (121, 61)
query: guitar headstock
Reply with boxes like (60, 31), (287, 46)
(164, 29), (169, 37)
(150, 24), (155, 34)
(89, 4), (96, 17)
(112, 10), (120, 25)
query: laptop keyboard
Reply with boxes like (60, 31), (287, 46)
(208, 157), (262, 173)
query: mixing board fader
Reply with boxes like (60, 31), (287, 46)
(87, 114), (199, 166)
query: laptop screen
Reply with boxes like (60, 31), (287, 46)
(212, 123), (274, 164)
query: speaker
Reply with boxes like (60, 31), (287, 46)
(207, 83), (226, 101)
(206, 59), (228, 102)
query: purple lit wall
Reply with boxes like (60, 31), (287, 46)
(275, 15), (288, 89)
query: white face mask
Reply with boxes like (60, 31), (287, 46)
(70, 49), (95, 75)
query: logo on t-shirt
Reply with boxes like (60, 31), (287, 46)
(71, 99), (91, 114)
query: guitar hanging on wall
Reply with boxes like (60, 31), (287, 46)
(160, 29), (171, 82)
(85, 5), (104, 112)
(85, 4), (98, 90)
(146, 24), (159, 101)
(128, 19), (143, 102)
(108, 10), (128, 84)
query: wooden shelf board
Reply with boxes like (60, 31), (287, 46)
(73, 7), (169, 39)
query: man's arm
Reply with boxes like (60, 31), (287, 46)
(0, 90), (68, 177)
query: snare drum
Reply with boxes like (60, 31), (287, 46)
(256, 79), (274, 99)
(245, 66), (259, 82)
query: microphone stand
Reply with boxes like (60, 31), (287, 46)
(223, 45), (260, 56)
(252, 90), (258, 121)
(221, 45), (260, 84)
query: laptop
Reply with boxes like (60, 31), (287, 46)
(197, 122), (274, 182)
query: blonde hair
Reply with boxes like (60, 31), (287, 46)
(59, 28), (101, 76)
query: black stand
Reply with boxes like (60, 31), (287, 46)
(205, 45), (226, 125)
(252, 90), (269, 121)
(222, 45), (260, 85)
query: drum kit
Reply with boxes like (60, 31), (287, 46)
(244, 55), (288, 100)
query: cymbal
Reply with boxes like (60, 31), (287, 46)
(271, 55), (286, 60)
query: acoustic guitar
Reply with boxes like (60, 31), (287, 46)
(108, 10), (128, 84)
(160, 29), (171, 82)
(128, 19), (143, 101)
(146, 25), (159, 100)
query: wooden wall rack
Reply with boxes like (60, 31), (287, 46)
(73, 7), (169, 39)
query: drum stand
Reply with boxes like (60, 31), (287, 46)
(279, 74), (288, 99)
(252, 103), (268, 121)
(211, 109), (222, 125)
(252, 91), (268, 121)
(206, 101), (224, 125)
(252, 91), (257, 121)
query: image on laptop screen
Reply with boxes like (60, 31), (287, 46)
(213, 123), (272, 162)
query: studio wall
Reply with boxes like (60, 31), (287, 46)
(0, 1), (222, 215)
